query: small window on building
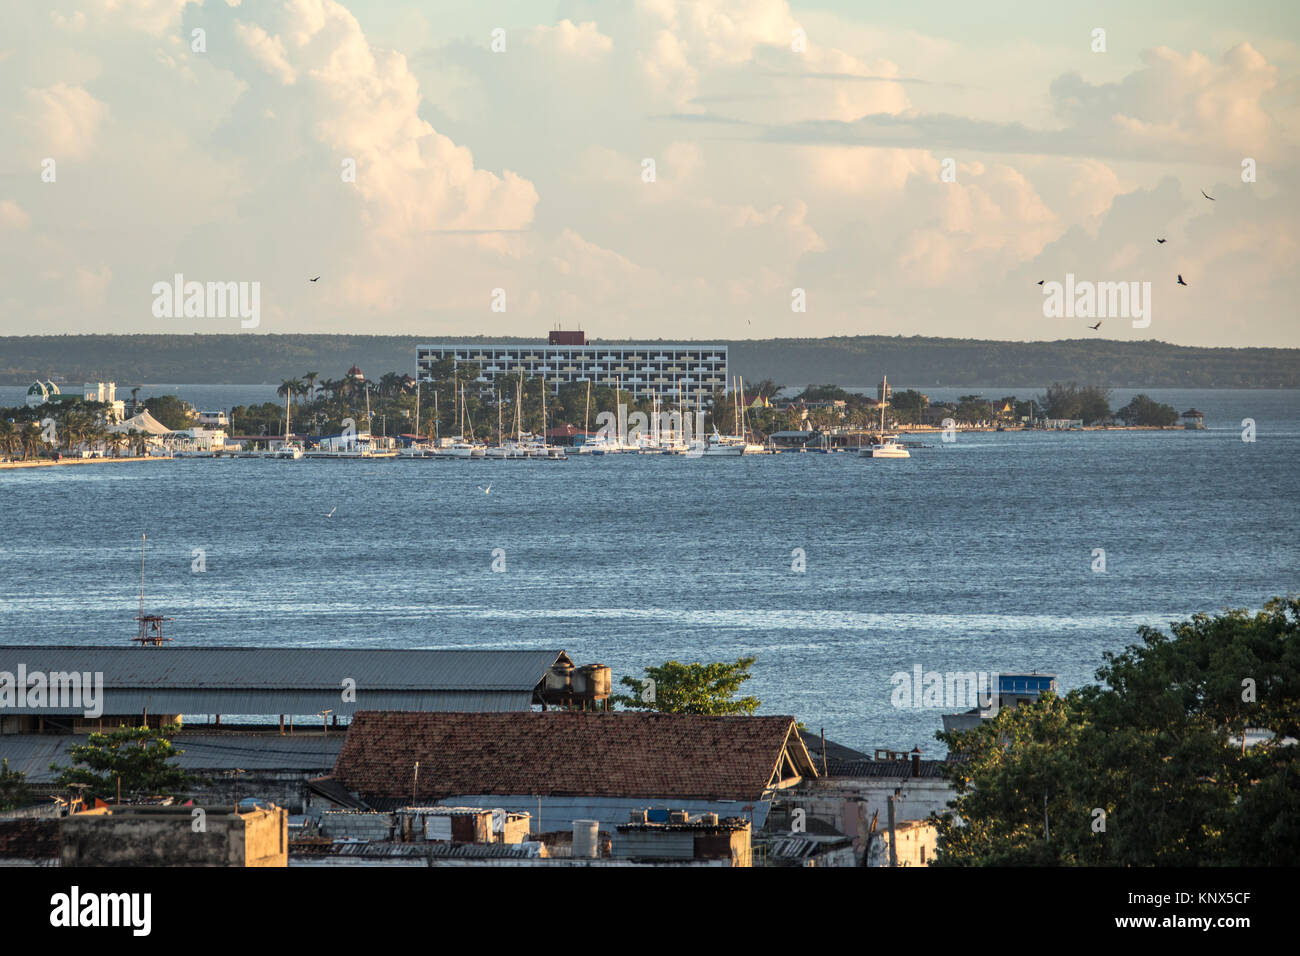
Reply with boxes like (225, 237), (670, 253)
(920, 846), (926, 864)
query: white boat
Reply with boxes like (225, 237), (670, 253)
(484, 442), (521, 460)
(575, 433), (620, 455)
(273, 444), (303, 460)
(703, 431), (746, 456)
(861, 439), (910, 459)
(860, 388), (910, 459)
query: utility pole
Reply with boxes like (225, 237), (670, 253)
(887, 790), (899, 867)
(412, 761), (420, 805)
(320, 709), (332, 738)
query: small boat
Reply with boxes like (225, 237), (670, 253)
(861, 438), (910, 459)
(859, 395), (910, 459)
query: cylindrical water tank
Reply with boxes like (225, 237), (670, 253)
(572, 819), (599, 858)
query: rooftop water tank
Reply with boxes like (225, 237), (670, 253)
(572, 819), (599, 859)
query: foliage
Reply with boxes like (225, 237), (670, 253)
(934, 598), (1300, 866)
(2, 334), (1298, 388)
(49, 726), (192, 801)
(614, 656), (762, 715)
(1036, 382), (1113, 424)
(142, 394), (196, 430)
(0, 758), (31, 811)
(1116, 393), (1179, 426)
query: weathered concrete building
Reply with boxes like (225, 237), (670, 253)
(60, 804), (287, 867)
(614, 813), (752, 866)
(866, 819), (938, 867)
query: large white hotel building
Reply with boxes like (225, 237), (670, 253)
(416, 330), (729, 402)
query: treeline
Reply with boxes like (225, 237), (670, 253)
(1, 334), (1297, 388)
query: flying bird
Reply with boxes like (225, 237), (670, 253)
(1177, 275), (1188, 286)
(309, 275), (320, 282)
(478, 485), (492, 495)
(1037, 280), (1045, 286)
(1156, 238), (1167, 244)
(325, 507), (336, 517)
(1089, 321), (1102, 330)
(1201, 190), (1215, 201)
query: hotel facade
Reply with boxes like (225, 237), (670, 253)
(416, 331), (729, 403)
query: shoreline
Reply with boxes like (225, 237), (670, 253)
(0, 456), (167, 471)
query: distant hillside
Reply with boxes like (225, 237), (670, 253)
(1, 334), (1295, 388)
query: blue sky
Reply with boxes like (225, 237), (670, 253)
(2, 0), (1296, 346)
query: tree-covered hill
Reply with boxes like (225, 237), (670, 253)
(1, 333), (1295, 388)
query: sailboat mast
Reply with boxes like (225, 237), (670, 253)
(139, 532), (146, 626)
(415, 381), (420, 438)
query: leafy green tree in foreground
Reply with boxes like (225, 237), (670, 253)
(615, 656), (761, 715)
(934, 597), (1300, 866)
(49, 726), (192, 801)
(0, 758), (31, 811)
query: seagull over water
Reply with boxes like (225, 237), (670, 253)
(1156, 238), (1167, 244)
(1089, 321), (1102, 330)
(310, 275), (321, 282)
(1201, 190), (1215, 201)
(325, 507), (336, 517)
(478, 485), (492, 495)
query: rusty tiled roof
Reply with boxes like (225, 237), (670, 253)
(330, 711), (808, 803)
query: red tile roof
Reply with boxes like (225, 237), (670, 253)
(330, 711), (810, 803)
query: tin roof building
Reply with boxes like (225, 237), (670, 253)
(0, 647), (587, 731)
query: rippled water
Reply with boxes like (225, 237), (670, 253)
(1, 388), (1296, 754)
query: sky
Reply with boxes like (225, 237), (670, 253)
(1, 0), (1297, 346)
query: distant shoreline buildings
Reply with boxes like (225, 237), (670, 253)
(416, 328), (729, 403)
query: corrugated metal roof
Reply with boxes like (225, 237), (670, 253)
(0, 733), (343, 782)
(0, 647), (563, 714)
(823, 758), (949, 779)
(0, 647), (566, 690)
(4, 689), (534, 716)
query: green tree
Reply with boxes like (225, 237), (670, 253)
(0, 758), (31, 811)
(1116, 394), (1178, 426)
(49, 726), (192, 801)
(934, 598), (1300, 866)
(615, 656), (762, 715)
(143, 395), (196, 430)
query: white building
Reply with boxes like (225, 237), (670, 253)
(82, 382), (125, 421)
(24, 380), (62, 407)
(416, 330), (729, 403)
(197, 410), (230, 427)
(165, 428), (227, 452)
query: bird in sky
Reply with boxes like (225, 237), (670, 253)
(1201, 190), (1215, 201)
(1037, 280), (1045, 285)
(1156, 238), (1167, 244)
(478, 484), (492, 495)
(310, 275), (320, 282)
(1089, 321), (1102, 330)
(325, 507), (336, 517)
(1177, 275), (1188, 286)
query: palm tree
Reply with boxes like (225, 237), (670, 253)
(0, 419), (15, 459)
(303, 372), (319, 404)
(277, 378), (303, 406)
